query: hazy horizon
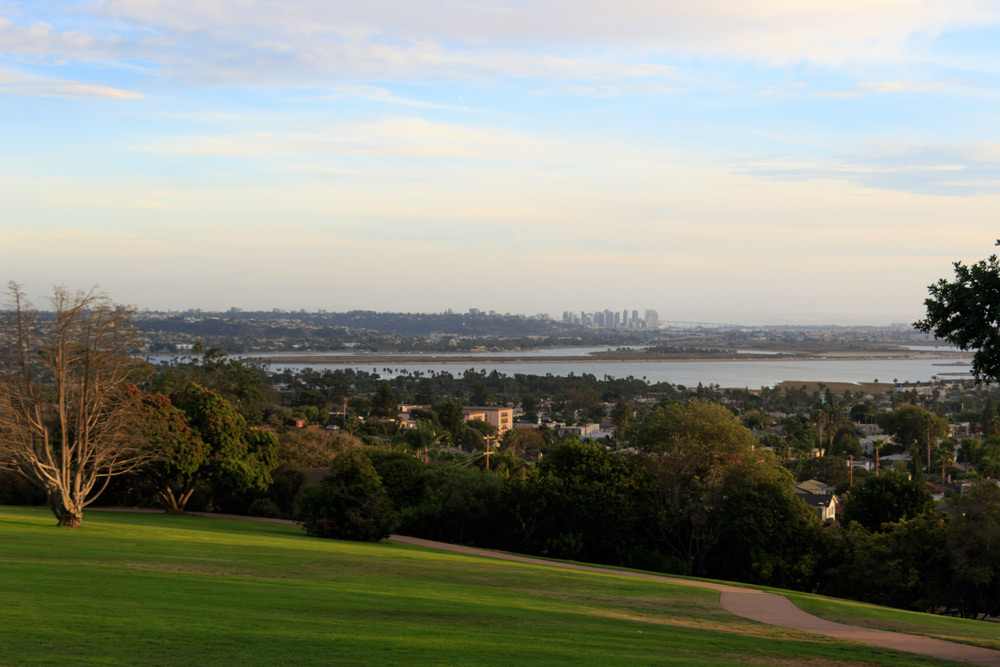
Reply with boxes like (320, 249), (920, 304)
(4, 2), (999, 326)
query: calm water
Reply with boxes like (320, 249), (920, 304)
(261, 356), (972, 388)
(148, 348), (972, 388)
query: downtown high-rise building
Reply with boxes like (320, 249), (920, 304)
(563, 307), (660, 330)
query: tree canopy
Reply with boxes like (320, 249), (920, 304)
(144, 382), (279, 513)
(876, 404), (949, 469)
(916, 241), (1000, 382)
(840, 470), (935, 532)
(295, 449), (395, 541)
(370, 381), (398, 419)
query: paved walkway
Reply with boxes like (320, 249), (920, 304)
(91, 510), (1000, 665)
(390, 535), (1000, 667)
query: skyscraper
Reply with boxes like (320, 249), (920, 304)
(645, 309), (659, 330)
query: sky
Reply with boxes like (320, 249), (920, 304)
(2, 1), (1000, 324)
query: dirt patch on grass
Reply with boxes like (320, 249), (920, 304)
(584, 607), (818, 641)
(738, 659), (885, 667)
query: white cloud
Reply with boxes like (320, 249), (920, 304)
(312, 85), (466, 111)
(1, 81), (143, 98)
(817, 80), (956, 98)
(740, 141), (1000, 195)
(530, 83), (688, 97)
(94, 0), (1000, 67)
(1, 0), (992, 93)
(0, 66), (142, 98)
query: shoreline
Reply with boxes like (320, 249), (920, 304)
(250, 350), (972, 366)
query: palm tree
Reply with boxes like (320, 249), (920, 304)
(933, 442), (954, 481)
(404, 419), (442, 463)
(924, 413), (936, 473)
(816, 412), (827, 455)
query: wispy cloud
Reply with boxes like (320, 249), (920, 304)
(816, 80), (957, 98)
(0, 67), (142, 98)
(94, 0), (1000, 66)
(739, 141), (1000, 196)
(295, 85), (467, 111)
(530, 83), (688, 98)
(1, 0), (993, 93)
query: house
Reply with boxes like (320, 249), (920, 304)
(557, 423), (602, 438)
(796, 479), (834, 495)
(395, 404), (427, 430)
(462, 406), (514, 435)
(796, 491), (839, 522)
(394, 404), (514, 435)
(794, 479), (839, 522)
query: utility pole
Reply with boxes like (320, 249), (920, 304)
(484, 438), (492, 471)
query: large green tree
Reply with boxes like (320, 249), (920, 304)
(518, 438), (656, 566)
(295, 449), (395, 541)
(629, 400), (758, 460)
(136, 392), (203, 512)
(370, 381), (398, 419)
(946, 480), (1000, 619)
(916, 241), (1000, 382)
(822, 514), (951, 612)
(876, 404), (949, 470)
(150, 347), (274, 423)
(628, 400), (783, 575)
(840, 470), (935, 532)
(145, 382), (278, 513)
(706, 472), (821, 589)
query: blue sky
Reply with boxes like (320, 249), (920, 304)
(3, 1), (1000, 324)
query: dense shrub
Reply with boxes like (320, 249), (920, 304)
(517, 439), (656, 564)
(247, 498), (283, 519)
(295, 450), (395, 541)
(396, 466), (509, 547)
(262, 463), (308, 517)
(819, 515), (952, 612)
(705, 477), (822, 590)
(840, 471), (935, 532)
(366, 450), (429, 511)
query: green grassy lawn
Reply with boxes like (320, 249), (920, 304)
(784, 592), (1000, 652)
(0, 507), (966, 666)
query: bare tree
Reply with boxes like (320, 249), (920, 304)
(0, 283), (153, 527)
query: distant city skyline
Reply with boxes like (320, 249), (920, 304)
(131, 304), (917, 330)
(3, 2), (999, 325)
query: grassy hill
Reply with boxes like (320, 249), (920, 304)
(0, 506), (976, 666)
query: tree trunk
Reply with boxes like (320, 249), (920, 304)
(49, 495), (83, 527)
(58, 510), (83, 528)
(158, 482), (196, 514)
(158, 488), (183, 513)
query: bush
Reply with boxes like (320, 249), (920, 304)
(396, 466), (508, 546)
(264, 462), (308, 517)
(840, 471), (935, 532)
(294, 450), (395, 541)
(248, 498), (283, 519)
(366, 450), (428, 511)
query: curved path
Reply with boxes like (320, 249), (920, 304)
(91, 510), (1000, 665)
(389, 535), (1000, 667)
